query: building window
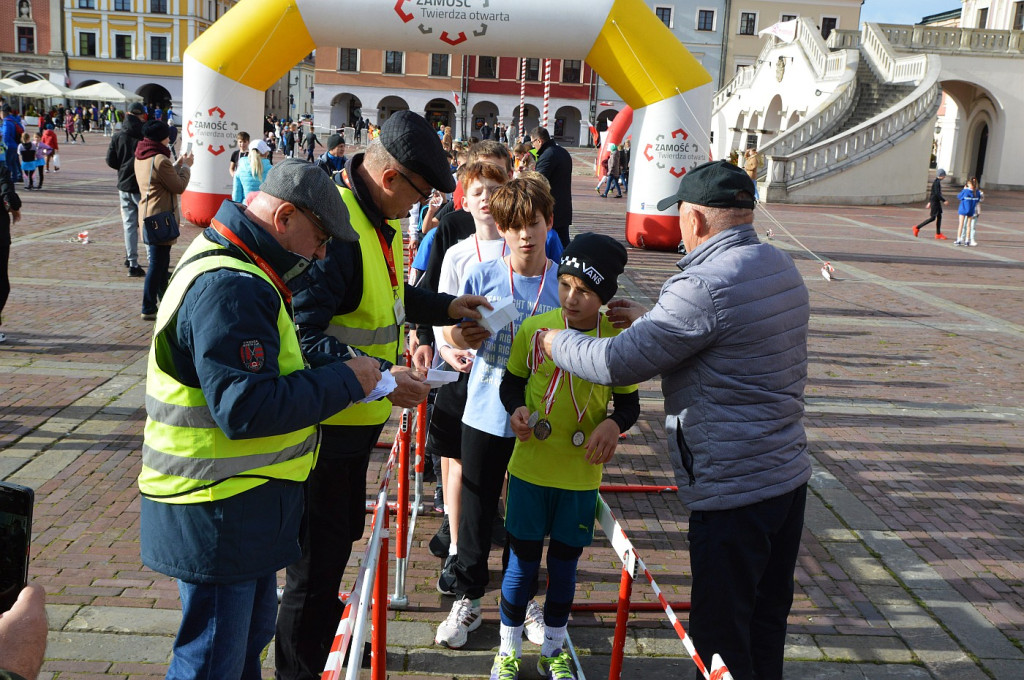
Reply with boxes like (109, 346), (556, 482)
(430, 53), (450, 77)
(115, 0), (131, 9)
(561, 59), (582, 83)
(78, 0), (96, 7)
(79, 32), (97, 56)
(384, 50), (404, 74)
(977, 7), (989, 28)
(115, 34), (132, 59)
(151, 0), (167, 13)
(524, 57), (540, 81)
(697, 9), (715, 31)
(150, 36), (167, 61)
(338, 48), (358, 72)
(746, 133), (758, 149)
(478, 56), (497, 78)
(17, 27), (35, 53)
(1015, 2), (1024, 30)
(820, 17), (838, 39)
(655, 6), (673, 28)
(739, 12), (757, 35)
(781, 14), (797, 22)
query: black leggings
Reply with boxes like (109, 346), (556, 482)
(0, 240), (9, 325)
(916, 204), (943, 234)
(453, 424), (515, 599)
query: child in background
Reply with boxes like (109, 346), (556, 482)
(491, 233), (638, 680)
(961, 177), (982, 247)
(32, 133), (52, 190)
(41, 126), (59, 173)
(17, 133), (39, 191)
(435, 177), (561, 650)
(954, 179), (979, 246)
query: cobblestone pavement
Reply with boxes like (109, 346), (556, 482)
(1, 134), (1022, 679)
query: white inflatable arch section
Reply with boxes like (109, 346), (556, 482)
(182, 0), (712, 250)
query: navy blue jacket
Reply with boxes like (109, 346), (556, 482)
(534, 139), (574, 243)
(140, 201), (365, 584)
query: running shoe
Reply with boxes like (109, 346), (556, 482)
(969, 240), (978, 246)
(935, 233), (948, 240)
(489, 653), (520, 680)
(524, 599), (545, 645)
(913, 226), (920, 237)
(537, 650), (576, 679)
(435, 596), (482, 648)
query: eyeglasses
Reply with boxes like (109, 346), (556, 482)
(296, 206), (333, 247)
(394, 168), (433, 202)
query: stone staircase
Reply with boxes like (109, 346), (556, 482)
(830, 58), (914, 137)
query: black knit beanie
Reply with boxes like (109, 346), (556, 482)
(142, 120), (170, 142)
(557, 232), (628, 303)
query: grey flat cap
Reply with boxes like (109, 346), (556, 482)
(260, 158), (357, 241)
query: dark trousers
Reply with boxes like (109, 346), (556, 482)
(5, 153), (21, 183)
(916, 203), (943, 233)
(275, 422), (384, 680)
(0, 240), (9, 325)
(142, 244), (171, 314)
(453, 424), (515, 600)
(688, 483), (807, 680)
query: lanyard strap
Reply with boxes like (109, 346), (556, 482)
(507, 257), (550, 339)
(539, 311), (602, 420)
(375, 227), (400, 290)
(211, 219), (292, 305)
(474, 235), (507, 262)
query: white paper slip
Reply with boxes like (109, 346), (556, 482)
(424, 369), (460, 388)
(476, 297), (518, 335)
(358, 370), (398, 403)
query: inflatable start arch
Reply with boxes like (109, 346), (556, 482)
(181, 0), (712, 250)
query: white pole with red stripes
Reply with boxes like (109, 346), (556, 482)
(518, 57), (528, 141)
(542, 58), (552, 129)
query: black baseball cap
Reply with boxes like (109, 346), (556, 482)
(656, 160), (756, 211)
(380, 111), (456, 193)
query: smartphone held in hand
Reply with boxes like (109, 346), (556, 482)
(0, 482), (34, 613)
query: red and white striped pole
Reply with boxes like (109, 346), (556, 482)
(542, 58), (552, 129)
(518, 57), (527, 141)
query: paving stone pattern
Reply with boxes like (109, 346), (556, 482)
(1, 135), (1022, 678)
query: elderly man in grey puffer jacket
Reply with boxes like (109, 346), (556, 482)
(538, 160), (810, 680)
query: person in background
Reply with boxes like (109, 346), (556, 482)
(106, 103), (147, 277)
(16, 133), (38, 191)
(531, 127), (573, 247)
(134, 120), (193, 320)
(914, 168), (948, 240)
(40, 125), (58, 173)
(233, 139), (272, 203)
(313, 134), (346, 179)
(229, 131), (251, 178)
(302, 124), (322, 162)
(0, 162), (22, 344)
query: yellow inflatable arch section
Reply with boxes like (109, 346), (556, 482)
(182, 0), (713, 250)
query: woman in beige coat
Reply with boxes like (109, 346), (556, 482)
(135, 119), (193, 320)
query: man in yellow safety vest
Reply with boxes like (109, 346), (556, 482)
(278, 111), (490, 680)
(139, 159), (384, 679)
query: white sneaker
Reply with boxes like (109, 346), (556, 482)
(435, 596), (482, 648)
(0, 332), (6, 344)
(524, 599), (545, 645)
(969, 241), (978, 246)
(953, 240), (963, 245)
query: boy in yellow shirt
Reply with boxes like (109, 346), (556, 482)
(492, 233), (639, 679)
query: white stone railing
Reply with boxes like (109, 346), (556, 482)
(712, 66), (757, 111)
(758, 78), (857, 158)
(861, 22), (928, 84)
(880, 23), (1024, 54)
(765, 54), (941, 191)
(827, 29), (860, 50)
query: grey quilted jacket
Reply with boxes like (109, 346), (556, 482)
(551, 224), (811, 511)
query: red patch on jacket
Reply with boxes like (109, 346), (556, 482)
(240, 339), (265, 372)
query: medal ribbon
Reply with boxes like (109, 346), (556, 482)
(474, 234), (507, 263)
(507, 256), (550, 339)
(565, 311), (600, 428)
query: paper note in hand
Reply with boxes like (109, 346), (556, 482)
(358, 370), (398, 403)
(425, 369), (460, 388)
(476, 297), (518, 335)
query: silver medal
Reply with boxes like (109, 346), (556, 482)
(572, 430), (585, 447)
(527, 411), (539, 428)
(533, 418), (552, 440)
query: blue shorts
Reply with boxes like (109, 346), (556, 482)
(504, 475), (598, 548)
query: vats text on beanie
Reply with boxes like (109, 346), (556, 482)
(142, 120), (171, 142)
(380, 110), (456, 193)
(260, 158), (358, 242)
(327, 133), (345, 152)
(656, 159), (756, 211)
(557, 232), (628, 303)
